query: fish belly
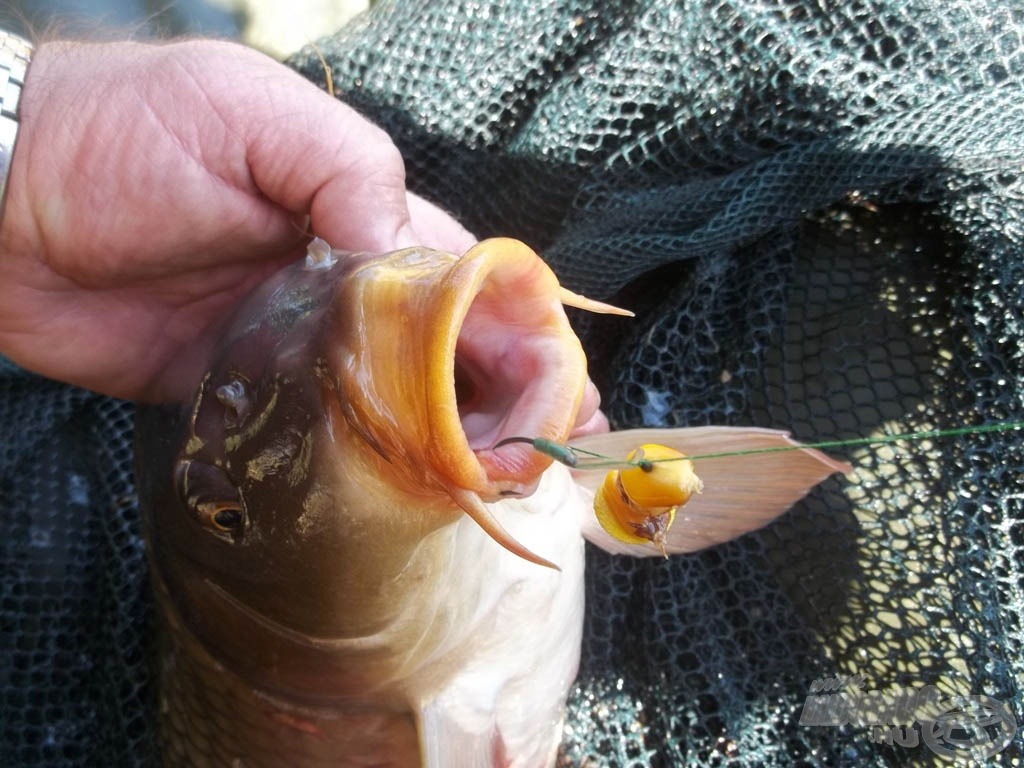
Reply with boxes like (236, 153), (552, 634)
(415, 467), (587, 768)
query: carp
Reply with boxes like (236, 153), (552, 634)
(135, 237), (847, 767)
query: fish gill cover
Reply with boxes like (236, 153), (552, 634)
(2, 0), (1023, 765)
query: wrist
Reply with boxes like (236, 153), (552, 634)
(0, 31), (32, 224)
(0, 33), (36, 266)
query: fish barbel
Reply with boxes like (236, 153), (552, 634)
(135, 238), (847, 766)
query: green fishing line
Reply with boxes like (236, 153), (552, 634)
(670, 420), (1024, 463)
(505, 420), (1024, 469)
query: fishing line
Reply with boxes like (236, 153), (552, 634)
(495, 420), (1024, 471)
(493, 437), (612, 468)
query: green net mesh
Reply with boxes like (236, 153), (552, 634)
(3, 0), (1023, 765)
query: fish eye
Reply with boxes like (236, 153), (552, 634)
(200, 502), (245, 533)
(213, 507), (243, 529)
(175, 460), (247, 542)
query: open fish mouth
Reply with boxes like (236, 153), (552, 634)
(444, 242), (591, 491)
(331, 237), (627, 565)
(437, 238), (631, 493)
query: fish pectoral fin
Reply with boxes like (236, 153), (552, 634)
(572, 426), (852, 557)
(417, 696), (510, 768)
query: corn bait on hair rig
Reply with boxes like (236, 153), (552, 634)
(494, 437), (702, 555)
(494, 420), (1024, 555)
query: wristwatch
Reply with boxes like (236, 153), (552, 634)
(0, 30), (33, 213)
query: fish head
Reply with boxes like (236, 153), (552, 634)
(137, 237), (592, 696)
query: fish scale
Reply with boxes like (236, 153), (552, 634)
(154, 576), (422, 766)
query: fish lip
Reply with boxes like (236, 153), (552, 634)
(333, 238), (588, 502)
(430, 239), (589, 498)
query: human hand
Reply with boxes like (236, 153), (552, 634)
(0, 37), (606, 434)
(0, 39), (474, 402)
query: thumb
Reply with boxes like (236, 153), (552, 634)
(238, 54), (416, 252)
(405, 192), (477, 254)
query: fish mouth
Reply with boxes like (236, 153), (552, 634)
(444, 243), (588, 494)
(333, 237), (626, 565)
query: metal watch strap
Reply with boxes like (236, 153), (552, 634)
(0, 31), (33, 212)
